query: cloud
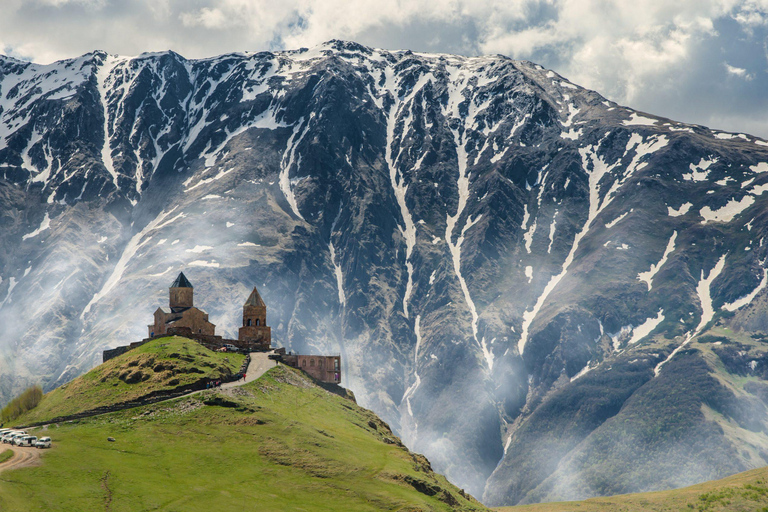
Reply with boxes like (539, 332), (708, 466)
(725, 62), (754, 79)
(0, 0), (768, 136)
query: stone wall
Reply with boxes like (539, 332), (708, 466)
(277, 354), (341, 384)
(102, 327), (270, 363)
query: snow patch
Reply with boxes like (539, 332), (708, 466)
(570, 362), (593, 382)
(188, 260), (220, 268)
(722, 268), (768, 311)
(668, 203), (692, 217)
(623, 113), (658, 126)
(186, 245), (212, 253)
(605, 210), (630, 229)
(628, 309), (665, 344)
(22, 212), (51, 240)
(637, 231), (677, 291)
(682, 157), (717, 182)
(700, 196), (755, 224)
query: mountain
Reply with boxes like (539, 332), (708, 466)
(1, 340), (485, 511)
(2, 40), (768, 504)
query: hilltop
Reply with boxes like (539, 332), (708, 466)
(0, 340), (484, 511)
(15, 337), (245, 425)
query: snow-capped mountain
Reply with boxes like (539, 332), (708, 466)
(3, 40), (768, 504)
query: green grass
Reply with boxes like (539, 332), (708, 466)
(495, 466), (768, 512)
(16, 337), (245, 425)
(0, 449), (13, 464)
(0, 365), (485, 511)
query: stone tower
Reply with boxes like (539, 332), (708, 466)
(238, 287), (271, 348)
(147, 271), (216, 338)
(169, 272), (193, 311)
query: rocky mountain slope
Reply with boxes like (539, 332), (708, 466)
(2, 40), (768, 504)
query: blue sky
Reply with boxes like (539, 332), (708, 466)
(2, 0), (767, 137)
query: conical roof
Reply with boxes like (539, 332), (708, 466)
(244, 287), (266, 307)
(170, 272), (193, 289)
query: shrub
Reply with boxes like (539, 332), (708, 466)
(0, 385), (43, 423)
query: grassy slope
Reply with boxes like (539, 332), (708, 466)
(0, 365), (486, 512)
(0, 449), (13, 464)
(16, 337), (245, 424)
(496, 465), (768, 512)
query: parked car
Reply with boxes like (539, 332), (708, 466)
(15, 436), (37, 447)
(224, 344), (238, 352)
(35, 437), (51, 449)
(4, 431), (25, 444)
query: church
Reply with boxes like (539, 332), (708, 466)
(104, 271), (340, 385)
(148, 272), (216, 338)
(147, 271), (271, 349)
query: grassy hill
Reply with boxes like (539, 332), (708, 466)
(496, 465), (768, 512)
(0, 361), (485, 511)
(15, 337), (245, 424)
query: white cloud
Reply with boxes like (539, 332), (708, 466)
(1, 0), (768, 136)
(725, 62), (753, 79)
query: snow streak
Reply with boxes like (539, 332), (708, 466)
(518, 133), (668, 355)
(402, 315), (423, 437)
(279, 117), (311, 220)
(329, 206), (346, 308)
(654, 255), (726, 375)
(441, 65), (492, 370)
(96, 55), (126, 190)
(382, 69), (428, 319)
(81, 207), (185, 318)
(637, 231), (677, 291)
(722, 267), (768, 312)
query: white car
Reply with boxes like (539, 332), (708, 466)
(4, 431), (25, 444)
(15, 435), (37, 447)
(35, 437), (51, 449)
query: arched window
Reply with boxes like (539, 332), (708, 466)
(247, 319), (252, 327)
(256, 319), (260, 326)
(310, 359), (315, 367)
(302, 360), (306, 367)
(319, 359), (324, 368)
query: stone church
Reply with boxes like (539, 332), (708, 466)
(106, 271), (340, 385)
(147, 272), (271, 348)
(148, 272), (217, 337)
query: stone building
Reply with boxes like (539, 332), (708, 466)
(238, 287), (271, 349)
(147, 272), (216, 337)
(277, 353), (341, 384)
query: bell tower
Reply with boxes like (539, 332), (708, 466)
(169, 272), (193, 311)
(238, 286), (271, 348)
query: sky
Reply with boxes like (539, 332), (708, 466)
(2, 0), (768, 137)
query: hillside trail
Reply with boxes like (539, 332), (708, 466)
(0, 445), (42, 474)
(220, 351), (277, 390)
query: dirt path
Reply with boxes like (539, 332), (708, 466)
(0, 445), (42, 474)
(221, 351), (277, 389)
